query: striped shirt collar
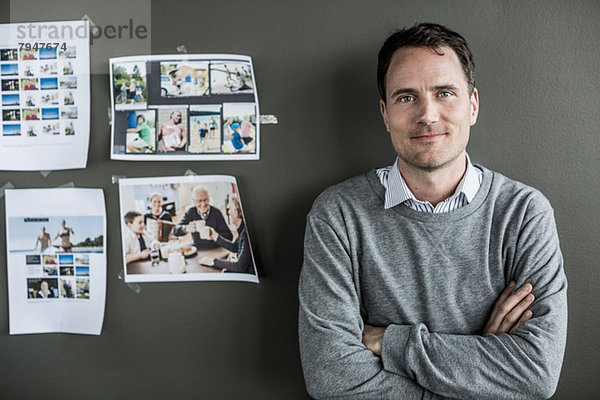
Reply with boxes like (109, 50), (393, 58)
(376, 154), (482, 212)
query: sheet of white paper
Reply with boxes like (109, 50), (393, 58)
(0, 20), (90, 170)
(109, 54), (259, 161)
(119, 175), (259, 283)
(5, 188), (106, 335)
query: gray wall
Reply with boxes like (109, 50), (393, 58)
(0, 0), (598, 398)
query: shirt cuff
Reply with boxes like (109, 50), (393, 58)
(381, 324), (412, 377)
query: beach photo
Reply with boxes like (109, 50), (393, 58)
(157, 107), (188, 152)
(58, 46), (76, 59)
(113, 61), (147, 110)
(210, 61), (254, 95)
(42, 108), (59, 120)
(1, 63), (18, 76)
(39, 46), (57, 60)
(2, 123), (20, 136)
(7, 215), (104, 254)
(160, 61), (209, 97)
(40, 77), (58, 90)
(2, 93), (20, 106)
(188, 105), (221, 153)
(61, 107), (78, 119)
(75, 254), (89, 265)
(119, 175), (258, 283)
(222, 103), (257, 154)
(60, 76), (77, 89)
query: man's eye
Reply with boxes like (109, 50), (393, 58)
(399, 96), (414, 103)
(438, 91), (452, 98)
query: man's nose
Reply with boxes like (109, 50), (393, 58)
(416, 98), (439, 125)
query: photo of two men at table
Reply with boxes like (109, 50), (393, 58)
(119, 177), (257, 281)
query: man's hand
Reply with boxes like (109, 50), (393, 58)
(483, 281), (534, 335)
(186, 222), (197, 233)
(362, 325), (386, 356)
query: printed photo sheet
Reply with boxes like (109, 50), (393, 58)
(5, 188), (106, 335)
(110, 54), (259, 161)
(119, 175), (258, 283)
(0, 20), (90, 170)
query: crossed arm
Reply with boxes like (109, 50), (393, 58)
(299, 210), (567, 400)
(362, 281), (535, 356)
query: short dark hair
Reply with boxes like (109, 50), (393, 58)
(377, 22), (475, 101)
(124, 210), (141, 225)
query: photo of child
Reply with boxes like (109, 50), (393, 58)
(188, 105), (221, 153)
(222, 103), (257, 154)
(126, 110), (156, 153)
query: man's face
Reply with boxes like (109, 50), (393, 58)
(193, 190), (210, 214)
(40, 281), (48, 292)
(127, 215), (145, 235)
(380, 46), (479, 172)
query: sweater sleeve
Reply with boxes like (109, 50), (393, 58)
(172, 208), (192, 237)
(380, 209), (567, 400)
(212, 208), (233, 241)
(299, 214), (429, 399)
(213, 230), (252, 274)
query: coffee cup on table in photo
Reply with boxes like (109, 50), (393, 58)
(196, 220), (209, 239)
(160, 245), (169, 259)
(195, 220), (206, 231)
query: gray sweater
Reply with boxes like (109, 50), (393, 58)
(299, 167), (567, 400)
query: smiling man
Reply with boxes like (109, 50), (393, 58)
(299, 23), (567, 399)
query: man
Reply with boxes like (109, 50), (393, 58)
(35, 226), (51, 253)
(299, 23), (567, 399)
(123, 211), (158, 264)
(173, 187), (232, 248)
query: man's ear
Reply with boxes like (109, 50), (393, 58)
(380, 99), (390, 132)
(470, 88), (479, 126)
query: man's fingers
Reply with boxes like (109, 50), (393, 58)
(498, 293), (535, 333)
(509, 309), (533, 334)
(484, 281), (516, 332)
(484, 282), (533, 334)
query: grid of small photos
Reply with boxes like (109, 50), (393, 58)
(25, 253), (90, 300)
(110, 55), (259, 159)
(1, 45), (79, 137)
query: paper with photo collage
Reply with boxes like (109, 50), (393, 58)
(0, 21), (90, 170)
(5, 188), (106, 335)
(109, 54), (259, 160)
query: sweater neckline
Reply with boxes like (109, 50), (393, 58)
(366, 164), (494, 222)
